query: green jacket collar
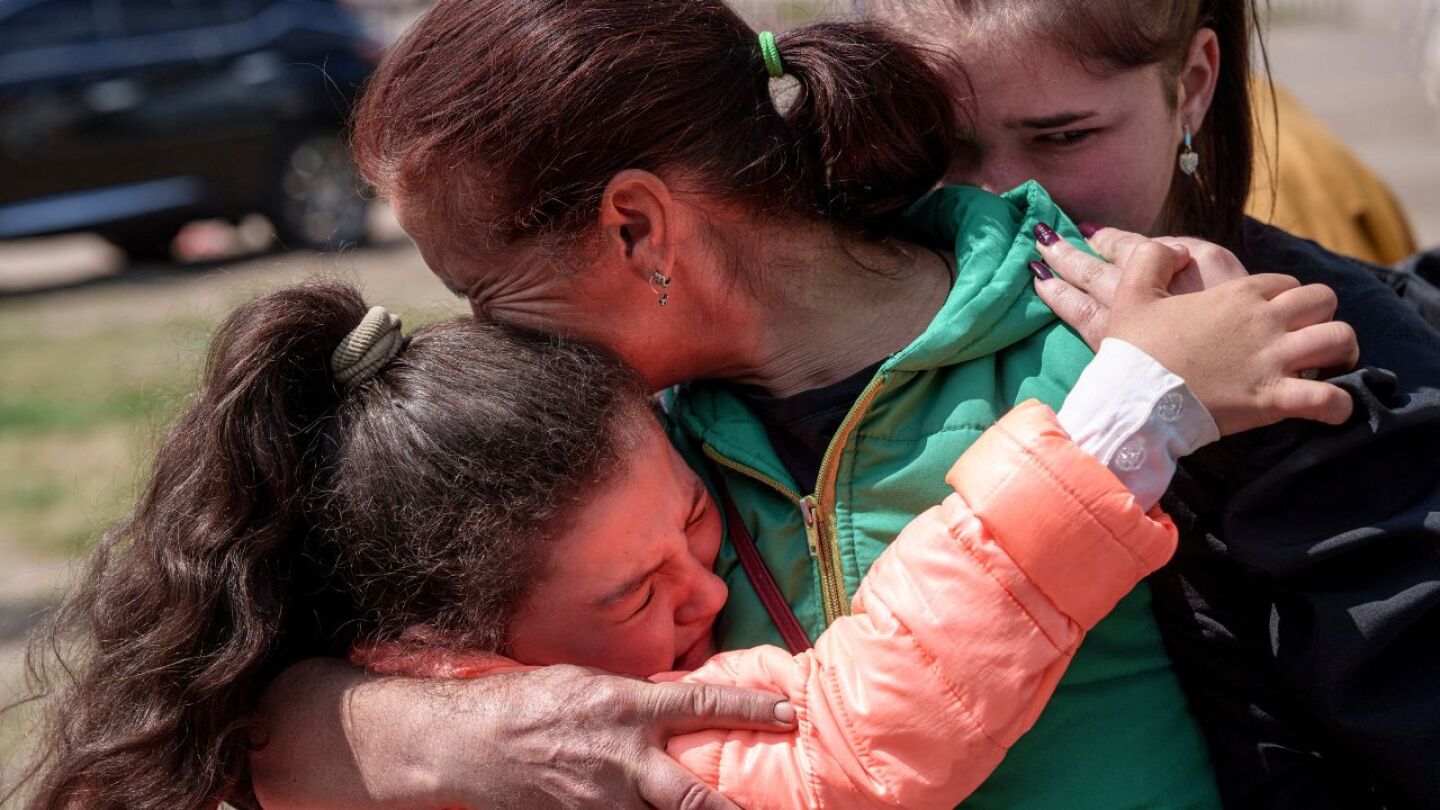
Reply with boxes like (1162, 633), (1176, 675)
(886, 181), (1073, 371)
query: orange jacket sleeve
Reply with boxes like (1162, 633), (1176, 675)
(661, 400), (1178, 809)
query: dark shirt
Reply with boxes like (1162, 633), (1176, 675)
(1385, 248), (1440, 330)
(1151, 220), (1440, 809)
(737, 361), (883, 493)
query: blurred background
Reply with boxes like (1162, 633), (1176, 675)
(2, 0), (1438, 790)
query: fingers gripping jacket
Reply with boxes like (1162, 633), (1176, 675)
(331, 306), (403, 388)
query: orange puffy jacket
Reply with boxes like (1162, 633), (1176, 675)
(357, 401), (1179, 809)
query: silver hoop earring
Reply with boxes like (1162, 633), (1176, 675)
(649, 270), (671, 307)
(1179, 125), (1199, 177)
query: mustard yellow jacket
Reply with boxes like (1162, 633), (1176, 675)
(1248, 79), (1417, 264)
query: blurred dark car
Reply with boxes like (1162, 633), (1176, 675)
(0, 0), (380, 260)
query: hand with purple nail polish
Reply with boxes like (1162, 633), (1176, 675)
(1034, 222), (1061, 247)
(1030, 224), (1359, 434)
(1029, 260), (1054, 281)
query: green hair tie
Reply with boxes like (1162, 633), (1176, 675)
(757, 30), (784, 78)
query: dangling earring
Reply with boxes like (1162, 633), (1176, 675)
(649, 270), (671, 307)
(1178, 125), (1200, 177)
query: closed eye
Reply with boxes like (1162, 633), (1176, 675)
(628, 585), (656, 620)
(1035, 129), (1096, 147)
(685, 500), (707, 529)
(684, 480), (708, 528)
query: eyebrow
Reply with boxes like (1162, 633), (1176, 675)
(1006, 111), (1098, 130)
(594, 559), (666, 608)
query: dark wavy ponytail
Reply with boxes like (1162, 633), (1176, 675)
(17, 284), (364, 809)
(351, 0), (959, 266)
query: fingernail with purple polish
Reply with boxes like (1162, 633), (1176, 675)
(1078, 222), (1102, 239)
(1034, 222), (1060, 246)
(1029, 260), (1054, 281)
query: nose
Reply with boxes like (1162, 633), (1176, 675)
(974, 175), (1005, 195)
(674, 567), (729, 628)
(950, 149), (1027, 197)
(947, 169), (999, 195)
(969, 162), (1015, 196)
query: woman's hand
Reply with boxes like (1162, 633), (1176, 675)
(1032, 225), (1359, 436)
(438, 665), (797, 809)
(251, 659), (795, 810)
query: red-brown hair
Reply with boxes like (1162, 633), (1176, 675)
(350, 0), (960, 266)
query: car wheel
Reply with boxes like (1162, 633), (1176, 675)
(101, 223), (181, 262)
(265, 132), (370, 252)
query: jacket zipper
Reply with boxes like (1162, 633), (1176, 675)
(808, 374), (887, 624)
(702, 373), (888, 629)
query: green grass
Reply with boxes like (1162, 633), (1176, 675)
(0, 316), (207, 436)
(774, 1), (825, 26)
(0, 306), (208, 557)
(1263, 0), (1353, 26)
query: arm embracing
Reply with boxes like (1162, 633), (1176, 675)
(1219, 369), (1440, 807)
(251, 658), (793, 810)
(251, 657), (492, 809)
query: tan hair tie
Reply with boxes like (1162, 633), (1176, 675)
(331, 306), (404, 389)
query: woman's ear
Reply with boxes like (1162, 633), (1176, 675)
(597, 170), (677, 286)
(1177, 27), (1221, 134)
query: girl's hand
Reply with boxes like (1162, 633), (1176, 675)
(1032, 225), (1359, 436)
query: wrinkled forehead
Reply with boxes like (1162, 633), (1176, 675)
(542, 416), (690, 578)
(393, 196), (569, 302)
(390, 192), (463, 290)
(406, 239), (486, 304)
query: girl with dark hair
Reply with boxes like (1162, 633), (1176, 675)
(869, 0), (1440, 806)
(16, 283), (655, 809)
(237, 1), (1382, 808)
(872, 0), (1419, 259)
(20, 269), (1346, 810)
(871, 0), (1439, 325)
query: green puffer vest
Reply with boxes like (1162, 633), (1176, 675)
(671, 183), (1221, 808)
